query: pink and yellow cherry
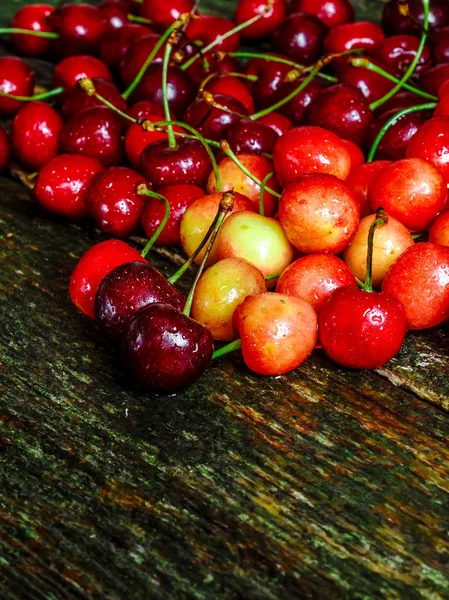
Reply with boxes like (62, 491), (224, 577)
(69, 239), (146, 319)
(345, 160), (392, 218)
(406, 116), (449, 185)
(289, 0), (354, 27)
(273, 125), (352, 187)
(216, 211), (294, 282)
(235, 0), (287, 40)
(344, 214), (414, 288)
(191, 258), (266, 341)
(10, 101), (62, 172)
(86, 167), (147, 237)
(10, 4), (56, 56)
(233, 292), (318, 376)
(0, 57), (34, 117)
(141, 183), (205, 246)
(429, 210), (449, 246)
(276, 254), (356, 313)
(207, 153), (280, 217)
(180, 192), (254, 266)
(0, 127), (10, 173)
(369, 158), (448, 232)
(382, 242), (449, 330)
(278, 173), (360, 254)
(35, 154), (104, 220)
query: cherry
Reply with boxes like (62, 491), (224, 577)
(203, 75), (255, 115)
(257, 111), (293, 136)
(289, 0), (354, 27)
(307, 83), (373, 145)
(338, 57), (394, 104)
(380, 90), (427, 113)
(429, 210), (449, 245)
(419, 64), (449, 96)
(61, 78), (127, 120)
(271, 76), (325, 125)
(100, 24), (151, 71)
(433, 27), (449, 64)
(10, 101), (62, 172)
(126, 100), (166, 122)
(186, 16), (241, 53)
(279, 173), (360, 254)
(184, 93), (249, 141)
(98, 0), (130, 31)
(382, 0), (449, 36)
(273, 125), (352, 187)
(243, 54), (292, 109)
(140, 0), (194, 29)
(271, 13), (327, 65)
(119, 34), (163, 86)
(323, 21), (385, 56)
(125, 117), (183, 170)
(95, 261), (185, 339)
(0, 127), (10, 173)
(35, 154), (104, 220)
(406, 116), (449, 184)
(370, 35), (433, 78)
(70, 239), (145, 319)
(140, 137), (212, 189)
(345, 160), (392, 217)
(10, 4), (55, 56)
(52, 56), (112, 94)
(49, 3), (107, 58)
(369, 157), (447, 232)
(342, 139), (364, 171)
(0, 57), (34, 117)
(235, 0), (287, 39)
(228, 119), (278, 155)
(185, 53), (242, 88)
(192, 257), (266, 341)
(276, 253), (356, 313)
(382, 242), (449, 330)
(233, 292), (317, 376)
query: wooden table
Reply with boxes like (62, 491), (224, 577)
(1, 1), (449, 598)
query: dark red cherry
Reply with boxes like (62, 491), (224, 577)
(100, 24), (151, 71)
(419, 64), (449, 96)
(140, 138), (212, 188)
(122, 303), (213, 391)
(119, 34), (163, 86)
(186, 15), (241, 53)
(125, 116), (184, 170)
(11, 4), (55, 56)
(228, 119), (278, 155)
(324, 21), (384, 55)
(86, 167), (147, 237)
(184, 93), (249, 141)
(130, 63), (194, 117)
(52, 56), (112, 94)
(289, 0), (354, 27)
(141, 183), (204, 246)
(49, 3), (107, 57)
(308, 83), (373, 145)
(95, 262), (185, 339)
(126, 100), (166, 121)
(235, 0), (287, 40)
(140, 0), (194, 29)
(11, 101), (62, 171)
(272, 77), (325, 125)
(61, 106), (124, 167)
(62, 78), (127, 120)
(380, 90), (422, 113)
(98, 0), (130, 31)
(338, 57), (394, 103)
(382, 0), (449, 36)
(204, 75), (255, 115)
(271, 13), (327, 65)
(369, 35), (433, 78)
(0, 127), (10, 173)
(258, 111), (293, 136)
(0, 57), (34, 117)
(35, 153), (104, 220)
(434, 27), (449, 64)
(185, 53), (242, 88)
(244, 54), (292, 109)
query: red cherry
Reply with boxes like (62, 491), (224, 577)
(369, 35), (433, 78)
(119, 34), (163, 86)
(52, 56), (112, 93)
(185, 53), (242, 88)
(271, 13), (327, 65)
(257, 111), (293, 136)
(345, 160), (392, 217)
(49, 3), (107, 58)
(61, 78), (127, 120)
(342, 139), (364, 171)
(140, 0), (194, 29)
(11, 101), (62, 171)
(69, 239), (145, 319)
(382, 242), (449, 330)
(98, 0), (130, 31)
(429, 210), (449, 245)
(186, 16), (241, 53)
(244, 54), (292, 109)
(0, 127), (10, 173)
(86, 167), (147, 237)
(324, 21), (384, 55)
(35, 154), (104, 220)
(406, 116), (449, 185)
(434, 27), (449, 64)
(141, 183), (205, 246)
(272, 77), (325, 125)
(204, 76), (255, 115)
(319, 287), (407, 369)
(419, 64), (449, 96)
(0, 57), (34, 117)
(184, 93), (249, 141)
(126, 100), (166, 122)
(100, 24), (151, 71)
(289, 0), (354, 27)
(228, 119), (278, 155)
(61, 106), (124, 167)
(11, 4), (55, 56)
(338, 57), (394, 103)
(235, 0), (287, 39)
(382, 0), (449, 36)
(125, 117), (184, 170)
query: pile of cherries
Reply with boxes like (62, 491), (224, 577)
(2, 0), (449, 392)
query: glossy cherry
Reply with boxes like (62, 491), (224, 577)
(98, 0), (130, 31)
(289, 0), (354, 27)
(433, 27), (449, 64)
(235, 0), (287, 39)
(186, 15), (241, 53)
(52, 55), (113, 93)
(0, 127), (10, 173)
(49, 3), (107, 57)
(119, 34), (163, 86)
(204, 75), (255, 115)
(406, 116), (449, 184)
(140, 0), (194, 29)
(228, 119), (278, 155)
(244, 54), (292, 109)
(257, 111), (293, 136)
(10, 4), (55, 56)
(61, 78), (127, 120)
(100, 24), (151, 71)
(272, 77), (325, 125)
(0, 57), (34, 117)
(345, 160), (392, 217)
(369, 35), (433, 78)
(184, 93), (249, 141)
(323, 21), (384, 56)
(382, 0), (449, 36)
(419, 64), (449, 96)
(125, 117), (184, 170)
(338, 57), (394, 104)
(271, 13), (327, 65)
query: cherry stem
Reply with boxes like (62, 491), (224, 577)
(349, 57), (437, 102)
(370, 0), (430, 111)
(363, 208), (388, 293)
(161, 40), (176, 149)
(220, 140), (281, 198)
(259, 171), (274, 216)
(265, 273), (281, 281)
(183, 191), (235, 317)
(0, 86), (64, 102)
(137, 185), (171, 256)
(226, 51), (338, 84)
(201, 90), (248, 119)
(199, 71), (258, 91)
(212, 338), (242, 360)
(0, 27), (59, 38)
(127, 14), (153, 25)
(122, 20), (179, 101)
(367, 102), (437, 162)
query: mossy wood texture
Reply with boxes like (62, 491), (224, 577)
(1, 1), (449, 599)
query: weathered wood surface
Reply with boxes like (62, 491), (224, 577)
(2, 1), (449, 599)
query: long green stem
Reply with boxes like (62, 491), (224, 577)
(161, 42), (176, 149)
(0, 28), (59, 38)
(137, 186), (171, 256)
(363, 209), (388, 292)
(0, 86), (64, 102)
(212, 339), (242, 360)
(199, 71), (258, 91)
(367, 102), (436, 162)
(370, 0), (430, 111)
(259, 171), (274, 216)
(127, 14), (153, 25)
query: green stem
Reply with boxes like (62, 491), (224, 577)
(264, 273), (281, 282)
(122, 21), (178, 101)
(199, 71), (258, 91)
(161, 42), (176, 148)
(137, 186), (171, 256)
(212, 339), (242, 360)
(367, 102), (436, 162)
(259, 171), (274, 216)
(0, 86), (64, 102)
(220, 140), (281, 199)
(0, 28), (59, 38)
(370, 0), (430, 111)
(183, 192), (235, 317)
(363, 209), (388, 293)
(127, 14), (153, 25)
